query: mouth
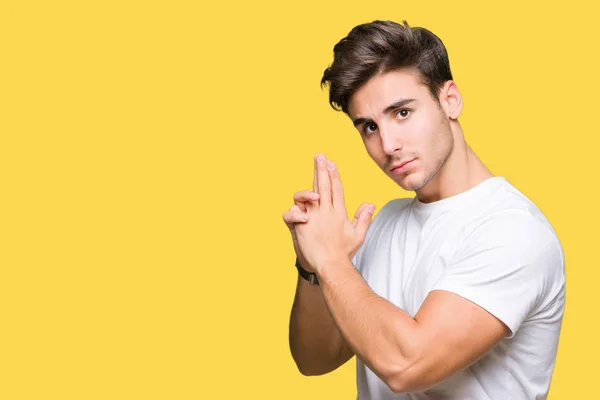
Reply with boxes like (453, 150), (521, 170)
(390, 159), (415, 175)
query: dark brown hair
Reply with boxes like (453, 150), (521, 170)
(321, 20), (453, 114)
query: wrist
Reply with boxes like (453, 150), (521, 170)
(295, 258), (319, 285)
(315, 256), (353, 282)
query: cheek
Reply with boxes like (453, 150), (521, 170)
(363, 137), (385, 164)
(408, 118), (435, 154)
(428, 123), (453, 162)
(405, 113), (433, 146)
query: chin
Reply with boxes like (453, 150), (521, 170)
(395, 172), (427, 192)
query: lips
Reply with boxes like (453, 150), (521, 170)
(390, 159), (415, 175)
(390, 160), (413, 171)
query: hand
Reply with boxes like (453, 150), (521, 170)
(294, 153), (376, 274)
(282, 189), (321, 272)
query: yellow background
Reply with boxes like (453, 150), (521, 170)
(1, 0), (597, 398)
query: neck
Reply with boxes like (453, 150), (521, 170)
(415, 124), (493, 203)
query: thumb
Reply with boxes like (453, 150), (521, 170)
(354, 203), (376, 237)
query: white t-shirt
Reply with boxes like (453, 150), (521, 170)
(351, 177), (565, 400)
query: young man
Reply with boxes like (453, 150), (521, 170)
(282, 20), (565, 399)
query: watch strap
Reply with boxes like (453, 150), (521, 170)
(295, 258), (319, 285)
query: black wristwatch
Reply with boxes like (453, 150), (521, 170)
(295, 258), (319, 285)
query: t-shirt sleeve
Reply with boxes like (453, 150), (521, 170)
(431, 211), (564, 337)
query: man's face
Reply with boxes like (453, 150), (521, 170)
(348, 69), (454, 192)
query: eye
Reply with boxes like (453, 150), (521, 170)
(396, 109), (411, 119)
(363, 123), (378, 135)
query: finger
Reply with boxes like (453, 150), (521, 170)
(294, 190), (320, 212)
(352, 202), (371, 229)
(289, 205), (308, 221)
(315, 153), (331, 206)
(313, 157), (318, 193)
(355, 204), (376, 237)
(283, 207), (309, 225)
(327, 160), (346, 211)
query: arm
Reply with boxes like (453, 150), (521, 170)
(316, 260), (509, 393)
(283, 158), (374, 376)
(294, 154), (521, 393)
(289, 274), (354, 376)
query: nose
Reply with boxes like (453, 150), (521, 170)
(379, 125), (403, 155)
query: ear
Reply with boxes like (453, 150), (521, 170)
(438, 80), (463, 120)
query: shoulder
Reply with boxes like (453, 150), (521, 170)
(462, 177), (562, 256)
(441, 203), (565, 325)
(454, 206), (565, 304)
(451, 178), (565, 287)
(462, 208), (562, 260)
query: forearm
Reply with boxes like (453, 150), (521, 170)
(317, 259), (422, 391)
(289, 275), (353, 375)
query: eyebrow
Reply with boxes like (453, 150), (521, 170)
(352, 98), (417, 127)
